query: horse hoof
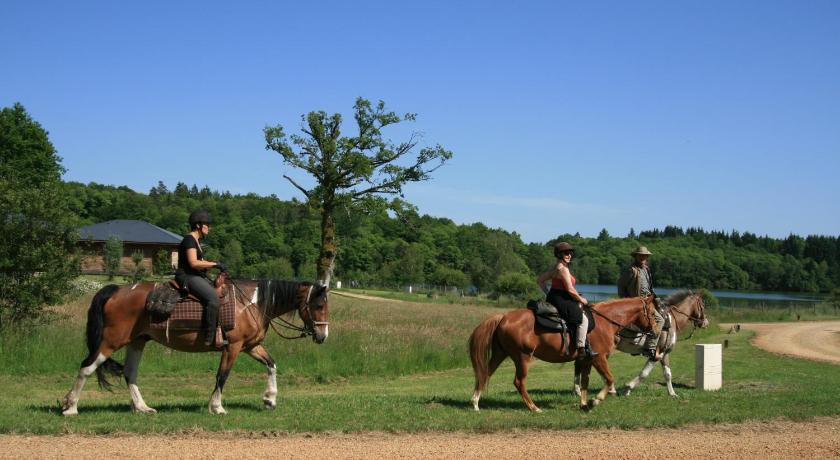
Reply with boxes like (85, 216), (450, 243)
(263, 400), (276, 410)
(209, 406), (227, 415)
(579, 404), (590, 412)
(62, 408), (78, 416)
(133, 407), (157, 414)
(534, 407), (543, 413)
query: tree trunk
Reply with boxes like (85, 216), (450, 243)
(317, 206), (337, 287)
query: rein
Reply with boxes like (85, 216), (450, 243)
(589, 297), (654, 333)
(230, 280), (323, 340)
(668, 296), (705, 340)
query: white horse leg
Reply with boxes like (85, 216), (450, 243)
(124, 341), (156, 413)
(623, 359), (656, 396)
(662, 354), (677, 397)
(247, 346), (277, 410)
(471, 390), (481, 411)
(61, 353), (107, 416)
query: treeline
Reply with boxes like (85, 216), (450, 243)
(66, 181), (840, 294)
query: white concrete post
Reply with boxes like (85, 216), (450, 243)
(695, 344), (722, 391)
(335, 281), (342, 289)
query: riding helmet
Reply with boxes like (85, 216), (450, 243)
(188, 210), (213, 229)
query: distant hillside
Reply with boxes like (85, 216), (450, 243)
(65, 181), (840, 293)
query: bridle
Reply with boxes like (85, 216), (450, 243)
(668, 293), (706, 339)
(232, 281), (329, 340)
(590, 296), (657, 333)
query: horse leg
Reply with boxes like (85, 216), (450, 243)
(577, 359), (592, 411)
(590, 354), (615, 408)
(512, 354), (540, 412)
(661, 352), (677, 397)
(61, 350), (111, 416)
(573, 359), (581, 397)
(623, 358), (657, 396)
(247, 345), (278, 410)
(471, 348), (506, 411)
(124, 338), (155, 413)
(208, 342), (243, 414)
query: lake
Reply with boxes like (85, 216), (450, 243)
(575, 284), (826, 309)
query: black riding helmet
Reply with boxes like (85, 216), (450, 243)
(188, 210), (213, 230)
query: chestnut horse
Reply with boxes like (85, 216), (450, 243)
(573, 290), (708, 397)
(469, 296), (657, 411)
(60, 274), (329, 415)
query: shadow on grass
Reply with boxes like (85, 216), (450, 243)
(432, 388), (580, 411)
(34, 400), (263, 416)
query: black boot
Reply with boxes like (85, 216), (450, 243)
(584, 341), (599, 359)
(203, 306), (219, 346)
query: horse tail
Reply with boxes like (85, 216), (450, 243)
(469, 313), (504, 393)
(83, 284), (124, 391)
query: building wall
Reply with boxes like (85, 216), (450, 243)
(79, 242), (177, 276)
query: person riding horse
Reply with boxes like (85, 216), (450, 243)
(617, 245), (664, 359)
(176, 210), (227, 346)
(536, 242), (598, 359)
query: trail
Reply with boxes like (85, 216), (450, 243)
(727, 320), (840, 364)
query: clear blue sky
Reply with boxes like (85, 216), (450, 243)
(3, 1), (838, 242)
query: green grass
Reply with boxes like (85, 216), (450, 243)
(1, 293), (839, 434)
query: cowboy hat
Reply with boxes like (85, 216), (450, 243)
(632, 246), (653, 256)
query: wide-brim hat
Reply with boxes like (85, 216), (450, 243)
(554, 242), (574, 255)
(632, 246), (652, 256)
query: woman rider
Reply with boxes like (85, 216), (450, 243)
(536, 242), (598, 358)
(177, 210), (226, 346)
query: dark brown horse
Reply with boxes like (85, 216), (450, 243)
(469, 296), (657, 411)
(61, 274), (329, 415)
(573, 290), (708, 397)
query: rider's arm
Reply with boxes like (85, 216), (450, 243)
(536, 268), (556, 293)
(186, 248), (217, 270)
(558, 266), (588, 305)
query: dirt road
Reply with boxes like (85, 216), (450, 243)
(4, 321), (839, 458)
(729, 320), (840, 364)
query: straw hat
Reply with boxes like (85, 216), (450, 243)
(632, 246), (653, 256)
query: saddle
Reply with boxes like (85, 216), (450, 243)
(145, 280), (236, 332)
(526, 300), (595, 333)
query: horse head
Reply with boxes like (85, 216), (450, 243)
(688, 294), (709, 328)
(666, 290), (709, 329)
(298, 283), (330, 344)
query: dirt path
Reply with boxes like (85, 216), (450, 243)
(331, 290), (405, 303)
(727, 320), (840, 364)
(2, 417), (839, 459)
(5, 319), (839, 458)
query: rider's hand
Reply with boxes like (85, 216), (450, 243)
(580, 296), (589, 305)
(215, 262), (228, 273)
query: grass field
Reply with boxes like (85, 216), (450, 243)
(0, 290), (839, 434)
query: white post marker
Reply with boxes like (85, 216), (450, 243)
(695, 344), (722, 391)
(336, 280), (342, 289)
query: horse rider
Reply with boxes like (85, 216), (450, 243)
(617, 245), (664, 359)
(176, 210), (227, 346)
(536, 242), (598, 359)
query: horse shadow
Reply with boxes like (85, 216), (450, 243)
(37, 400), (262, 416)
(434, 388), (580, 411)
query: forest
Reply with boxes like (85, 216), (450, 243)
(66, 180), (840, 295)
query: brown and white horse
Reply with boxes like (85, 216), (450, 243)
(60, 275), (329, 415)
(573, 290), (708, 397)
(469, 296), (657, 411)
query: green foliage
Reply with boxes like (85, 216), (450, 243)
(493, 272), (540, 300)
(103, 236), (123, 280)
(0, 103), (79, 330)
(696, 288), (720, 308)
(130, 251), (146, 282)
(153, 249), (171, 276)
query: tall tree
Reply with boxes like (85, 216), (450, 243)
(264, 98), (453, 285)
(0, 103), (78, 329)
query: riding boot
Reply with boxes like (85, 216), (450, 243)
(583, 340), (599, 359)
(203, 305), (219, 346)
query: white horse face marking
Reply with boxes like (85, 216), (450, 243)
(251, 287), (259, 305)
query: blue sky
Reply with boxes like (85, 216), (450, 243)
(2, 1), (838, 242)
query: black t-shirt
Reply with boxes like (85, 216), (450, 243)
(178, 234), (206, 277)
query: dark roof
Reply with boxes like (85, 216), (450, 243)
(78, 220), (182, 245)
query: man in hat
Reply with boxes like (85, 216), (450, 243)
(617, 246), (664, 360)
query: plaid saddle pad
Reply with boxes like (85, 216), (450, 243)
(149, 286), (236, 331)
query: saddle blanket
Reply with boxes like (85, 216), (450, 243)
(149, 287), (236, 331)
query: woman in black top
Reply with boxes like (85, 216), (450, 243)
(177, 210), (226, 346)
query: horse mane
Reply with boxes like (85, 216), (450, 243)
(663, 290), (693, 306)
(257, 279), (312, 319)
